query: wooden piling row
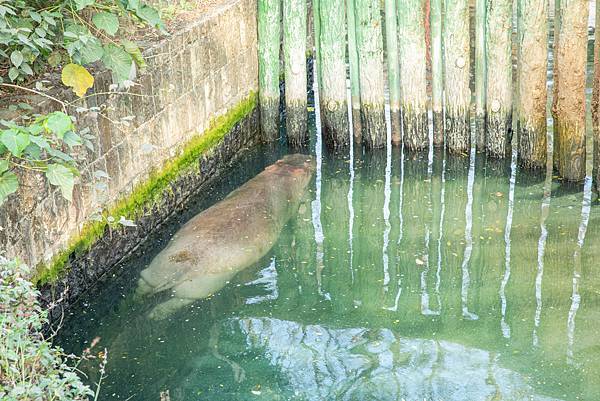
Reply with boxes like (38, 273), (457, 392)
(516, 0), (548, 169)
(485, 0), (513, 158)
(257, 0), (281, 141)
(283, 0), (308, 147)
(551, 0), (588, 181)
(443, 0), (471, 153)
(474, 0), (487, 151)
(346, 0), (363, 144)
(355, 0), (386, 148)
(317, 0), (349, 148)
(593, 0), (600, 191)
(384, 0), (401, 145)
(255, 0), (594, 183)
(398, 0), (429, 151)
(430, 0), (444, 146)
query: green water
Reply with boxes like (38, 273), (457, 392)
(56, 134), (600, 400)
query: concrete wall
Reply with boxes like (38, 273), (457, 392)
(0, 0), (258, 269)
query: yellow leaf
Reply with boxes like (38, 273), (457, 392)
(61, 63), (94, 98)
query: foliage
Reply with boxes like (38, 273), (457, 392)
(0, 111), (93, 205)
(0, 0), (165, 206)
(0, 0), (164, 87)
(0, 257), (100, 400)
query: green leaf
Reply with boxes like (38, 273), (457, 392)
(45, 112), (73, 138)
(10, 50), (23, 68)
(80, 37), (104, 64)
(24, 143), (42, 159)
(121, 39), (146, 71)
(101, 44), (132, 83)
(29, 11), (42, 23)
(63, 131), (82, 148)
(0, 159), (9, 174)
(29, 135), (50, 150)
(47, 147), (74, 163)
(47, 52), (62, 67)
(46, 164), (74, 201)
(136, 5), (162, 28)
(92, 12), (119, 36)
(61, 63), (94, 97)
(0, 171), (18, 205)
(8, 67), (18, 81)
(0, 129), (30, 157)
(75, 0), (95, 11)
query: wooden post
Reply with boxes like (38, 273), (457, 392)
(283, 0), (308, 147)
(474, 0), (486, 151)
(398, 0), (429, 151)
(551, 0), (588, 181)
(593, 0), (600, 191)
(347, 0), (362, 145)
(355, 0), (386, 149)
(430, 0), (444, 146)
(485, 0), (513, 158)
(516, 0), (548, 168)
(258, 0), (281, 142)
(443, 0), (471, 153)
(318, 0), (349, 148)
(384, 0), (401, 145)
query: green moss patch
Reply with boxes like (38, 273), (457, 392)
(34, 92), (257, 286)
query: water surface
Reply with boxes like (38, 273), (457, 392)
(57, 137), (600, 400)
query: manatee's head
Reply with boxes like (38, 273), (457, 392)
(265, 154), (315, 190)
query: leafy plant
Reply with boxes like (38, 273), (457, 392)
(0, 0), (164, 90)
(0, 111), (93, 205)
(0, 256), (101, 400)
(0, 0), (165, 206)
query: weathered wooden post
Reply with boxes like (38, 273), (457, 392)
(551, 0), (588, 181)
(398, 0), (429, 151)
(593, 0), (600, 190)
(474, 0), (486, 151)
(485, 0), (513, 158)
(430, 0), (444, 146)
(258, 0), (281, 141)
(443, 0), (471, 153)
(384, 0), (401, 145)
(347, 0), (363, 144)
(355, 0), (386, 148)
(283, 0), (308, 147)
(516, 0), (548, 168)
(318, 0), (349, 148)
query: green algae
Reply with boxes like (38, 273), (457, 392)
(34, 93), (257, 286)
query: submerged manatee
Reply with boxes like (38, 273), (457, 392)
(136, 154), (315, 319)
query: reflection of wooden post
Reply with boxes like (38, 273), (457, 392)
(517, 0), (548, 169)
(384, 0), (401, 145)
(258, 0), (281, 142)
(474, 0), (486, 151)
(283, 0), (308, 147)
(551, 0), (588, 181)
(443, 0), (471, 153)
(318, 0), (349, 148)
(355, 0), (386, 148)
(430, 0), (444, 146)
(485, 0), (513, 158)
(398, 0), (429, 151)
(592, 0), (600, 191)
(347, 0), (363, 144)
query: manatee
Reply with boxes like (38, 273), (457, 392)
(136, 154), (315, 319)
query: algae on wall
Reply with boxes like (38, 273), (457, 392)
(35, 94), (257, 285)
